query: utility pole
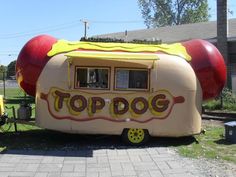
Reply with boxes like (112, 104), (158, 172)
(217, 0), (228, 109)
(217, 0), (230, 87)
(81, 19), (89, 39)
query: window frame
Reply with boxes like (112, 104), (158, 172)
(74, 66), (111, 90)
(114, 67), (150, 91)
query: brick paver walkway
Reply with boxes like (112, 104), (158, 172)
(0, 147), (208, 177)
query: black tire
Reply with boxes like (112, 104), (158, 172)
(122, 128), (150, 145)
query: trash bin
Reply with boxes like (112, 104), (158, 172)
(224, 121), (236, 143)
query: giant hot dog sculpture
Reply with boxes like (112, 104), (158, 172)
(15, 35), (226, 139)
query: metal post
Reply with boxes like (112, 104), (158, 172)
(220, 94), (223, 109)
(3, 71), (5, 98)
(12, 106), (17, 132)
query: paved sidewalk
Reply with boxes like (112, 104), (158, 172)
(0, 147), (209, 177)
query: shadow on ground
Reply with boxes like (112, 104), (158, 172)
(0, 129), (196, 157)
(214, 139), (236, 145)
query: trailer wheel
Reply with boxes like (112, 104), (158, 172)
(122, 128), (149, 145)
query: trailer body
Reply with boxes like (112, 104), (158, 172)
(16, 35), (226, 144)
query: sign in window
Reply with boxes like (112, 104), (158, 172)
(115, 68), (149, 90)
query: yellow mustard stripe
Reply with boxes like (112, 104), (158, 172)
(48, 40), (191, 61)
(65, 51), (158, 60)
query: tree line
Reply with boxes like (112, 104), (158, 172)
(0, 60), (16, 80)
(138, 0), (209, 28)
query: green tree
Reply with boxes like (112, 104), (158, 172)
(138, 0), (210, 28)
(7, 60), (16, 79)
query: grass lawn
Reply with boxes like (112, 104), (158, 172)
(0, 88), (236, 164)
(0, 87), (35, 117)
(177, 122), (236, 163)
(0, 87), (38, 152)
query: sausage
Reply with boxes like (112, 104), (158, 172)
(182, 39), (226, 100)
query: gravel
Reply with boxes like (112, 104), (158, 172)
(193, 158), (236, 177)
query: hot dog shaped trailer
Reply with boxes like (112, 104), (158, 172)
(16, 35), (226, 145)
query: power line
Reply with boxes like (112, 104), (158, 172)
(90, 20), (143, 24)
(1, 20), (81, 36)
(0, 53), (18, 56)
(0, 50), (19, 53)
(0, 19), (144, 39)
(0, 20), (83, 39)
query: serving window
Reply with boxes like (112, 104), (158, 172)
(75, 67), (110, 89)
(115, 68), (149, 90)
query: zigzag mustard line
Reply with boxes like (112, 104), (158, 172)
(47, 40), (191, 61)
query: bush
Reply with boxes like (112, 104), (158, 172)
(203, 88), (236, 111)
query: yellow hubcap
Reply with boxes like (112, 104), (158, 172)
(127, 128), (145, 144)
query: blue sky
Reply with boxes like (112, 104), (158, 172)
(0, 0), (235, 66)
